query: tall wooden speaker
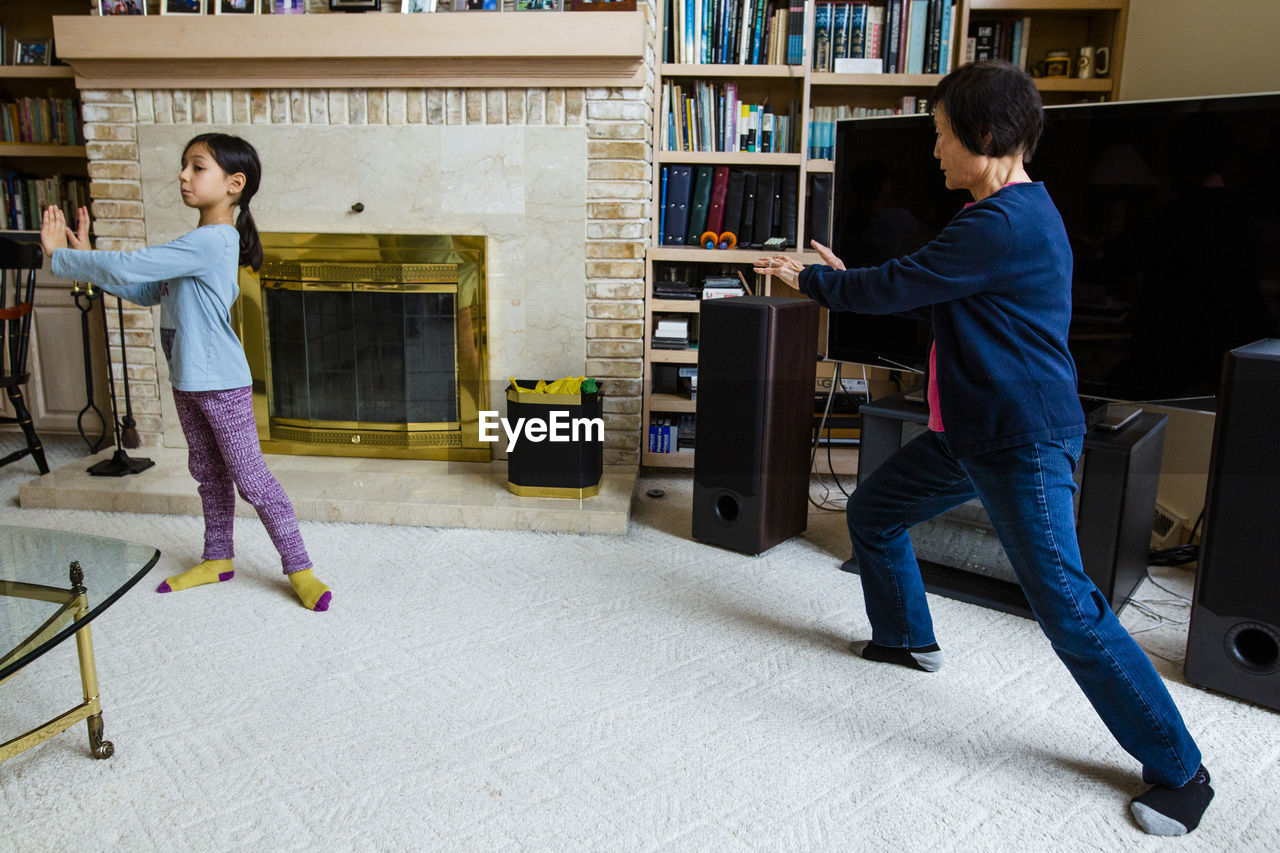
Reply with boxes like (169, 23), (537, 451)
(693, 296), (818, 555)
(1184, 339), (1280, 711)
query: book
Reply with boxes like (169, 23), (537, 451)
(905, 0), (928, 75)
(814, 3), (832, 71)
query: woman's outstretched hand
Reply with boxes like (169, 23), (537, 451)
(752, 254), (804, 288)
(809, 239), (846, 270)
(40, 205), (90, 257)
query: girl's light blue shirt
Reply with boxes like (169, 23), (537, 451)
(51, 225), (252, 392)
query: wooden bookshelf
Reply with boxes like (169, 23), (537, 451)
(0, 143), (87, 159)
(0, 0), (101, 439)
(643, 0), (1130, 468)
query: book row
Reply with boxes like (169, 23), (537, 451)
(807, 100), (925, 159)
(662, 79), (799, 153)
(648, 413), (697, 453)
(813, 0), (957, 74)
(663, 0), (802, 66)
(0, 97), (83, 146)
(2, 172), (89, 232)
(966, 16), (1033, 70)
(660, 164), (799, 249)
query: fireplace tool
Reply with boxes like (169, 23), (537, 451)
(70, 280), (107, 454)
(87, 294), (153, 477)
(113, 296), (141, 449)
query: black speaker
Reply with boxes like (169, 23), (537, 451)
(1184, 339), (1280, 711)
(692, 296), (818, 555)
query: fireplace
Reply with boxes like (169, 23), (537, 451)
(235, 232), (490, 462)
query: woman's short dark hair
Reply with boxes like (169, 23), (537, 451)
(927, 60), (1044, 162)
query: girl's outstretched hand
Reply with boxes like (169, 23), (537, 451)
(40, 206), (67, 256)
(67, 206), (91, 250)
(809, 239), (846, 271)
(40, 205), (90, 258)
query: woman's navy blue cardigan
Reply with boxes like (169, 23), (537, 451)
(798, 181), (1086, 457)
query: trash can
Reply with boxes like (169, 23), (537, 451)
(505, 378), (604, 498)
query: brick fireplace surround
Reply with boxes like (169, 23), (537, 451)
(62, 11), (657, 471)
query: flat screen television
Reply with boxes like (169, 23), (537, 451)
(825, 92), (1280, 409)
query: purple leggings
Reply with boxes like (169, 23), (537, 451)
(172, 386), (311, 574)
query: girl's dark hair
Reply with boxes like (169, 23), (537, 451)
(182, 132), (264, 271)
(927, 60), (1044, 162)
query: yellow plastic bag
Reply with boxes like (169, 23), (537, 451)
(509, 376), (591, 395)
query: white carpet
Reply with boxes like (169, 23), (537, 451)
(1, 436), (1277, 851)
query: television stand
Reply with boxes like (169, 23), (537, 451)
(853, 392), (1167, 618)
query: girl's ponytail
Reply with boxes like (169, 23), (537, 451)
(236, 203), (263, 272)
(182, 132), (265, 271)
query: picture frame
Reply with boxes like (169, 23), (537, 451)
(402, 0), (436, 11)
(98, 0), (147, 14)
(161, 0), (205, 14)
(517, 0), (558, 9)
(14, 38), (52, 66)
(215, 0), (260, 13)
(330, 0), (382, 11)
(274, 0), (308, 12)
(452, 0), (497, 10)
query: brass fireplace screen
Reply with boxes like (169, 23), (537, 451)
(235, 233), (490, 462)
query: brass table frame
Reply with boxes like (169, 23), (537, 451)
(1, 561), (114, 761)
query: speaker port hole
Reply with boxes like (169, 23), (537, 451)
(1226, 624), (1280, 675)
(715, 494), (740, 523)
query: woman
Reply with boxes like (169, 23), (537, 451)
(754, 61), (1213, 836)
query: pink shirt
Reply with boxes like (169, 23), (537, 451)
(927, 342), (944, 431)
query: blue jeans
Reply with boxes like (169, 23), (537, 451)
(847, 430), (1202, 787)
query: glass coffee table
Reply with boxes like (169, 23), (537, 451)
(1, 525), (160, 762)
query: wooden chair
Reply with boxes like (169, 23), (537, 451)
(0, 237), (49, 475)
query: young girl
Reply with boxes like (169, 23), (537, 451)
(41, 133), (332, 613)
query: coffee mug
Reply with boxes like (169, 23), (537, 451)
(1041, 50), (1072, 79)
(1077, 46), (1111, 79)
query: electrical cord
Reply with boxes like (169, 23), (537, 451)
(1147, 508), (1204, 567)
(809, 362), (853, 511)
(1125, 568), (1194, 663)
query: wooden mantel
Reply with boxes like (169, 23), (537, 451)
(52, 12), (647, 90)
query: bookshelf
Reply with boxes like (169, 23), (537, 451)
(643, 0), (1129, 468)
(0, 0), (104, 440)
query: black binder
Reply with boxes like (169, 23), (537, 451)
(662, 164), (693, 245)
(722, 169), (746, 241)
(807, 173), (832, 246)
(739, 171), (758, 248)
(752, 170), (777, 248)
(685, 165), (715, 245)
(779, 170), (799, 248)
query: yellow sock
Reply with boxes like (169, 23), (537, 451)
(157, 558), (234, 593)
(287, 569), (332, 612)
